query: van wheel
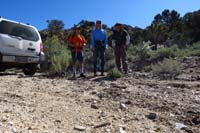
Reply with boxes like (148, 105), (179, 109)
(23, 65), (37, 76)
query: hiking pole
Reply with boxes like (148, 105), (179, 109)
(75, 43), (78, 77)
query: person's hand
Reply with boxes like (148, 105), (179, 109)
(112, 40), (116, 48)
(105, 45), (108, 50)
(90, 45), (94, 51)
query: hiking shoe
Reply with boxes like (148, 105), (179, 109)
(101, 72), (104, 76)
(70, 75), (77, 80)
(124, 71), (129, 75)
(72, 74), (76, 78)
(80, 73), (86, 78)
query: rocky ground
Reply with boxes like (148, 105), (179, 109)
(0, 57), (200, 133)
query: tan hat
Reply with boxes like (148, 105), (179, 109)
(114, 22), (122, 27)
(73, 25), (80, 30)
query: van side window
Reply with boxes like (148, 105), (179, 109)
(0, 20), (39, 41)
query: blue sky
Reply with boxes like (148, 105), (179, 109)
(1, 0), (199, 30)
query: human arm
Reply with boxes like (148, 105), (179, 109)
(81, 35), (87, 46)
(111, 31), (116, 48)
(125, 31), (130, 45)
(103, 31), (108, 48)
(91, 30), (95, 49)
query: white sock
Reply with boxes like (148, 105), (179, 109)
(80, 67), (84, 74)
(73, 65), (76, 75)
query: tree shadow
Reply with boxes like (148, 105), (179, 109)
(88, 75), (115, 82)
(0, 71), (51, 79)
(17, 73), (49, 79)
(0, 71), (117, 82)
(0, 72), (18, 76)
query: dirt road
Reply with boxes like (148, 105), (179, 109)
(0, 71), (200, 133)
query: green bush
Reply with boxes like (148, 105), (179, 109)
(127, 42), (151, 71)
(80, 45), (93, 71)
(186, 41), (200, 56)
(43, 36), (70, 75)
(152, 58), (183, 79)
(192, 41), (200, 49)
(105, 47), (115, 71)
(173, 41), (200, 57)
(108, 68), (124, 79)
(51, 51), (70, 74)
(150, 47), (176, 62)
(134, 42), (151, 61)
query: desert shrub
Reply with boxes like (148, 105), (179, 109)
(127, 42), (151, 62)
(105, 59), (115, 71)
(134, 42), (151, 61)
(143, 65), (152, 72)
(172, 41), (200, 57)
(191, 41), (200, 49)
(127, 43), (137, 56)
(150, 47), (176, 62)
(128, 42), (151, 70)
(50, 51), (70, 74)
(186, 41), (200, 56)
(43, 36), (70, 75)
(188, 50), (200, 56)
(105, 47), (115, 71)
(108, 68), (124, 79)
(173, 48), (187, 57)
(83, 46), (93, 71)
(152, 58), (183, 79)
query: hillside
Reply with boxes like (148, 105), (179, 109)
(40, 9), (200, 50)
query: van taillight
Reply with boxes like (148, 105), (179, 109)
(40, 42), (44, 52)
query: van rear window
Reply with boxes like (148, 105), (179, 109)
(0, 20), (39, 41)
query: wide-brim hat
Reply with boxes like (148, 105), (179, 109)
(114, 22), (122, 27)
(73, 25), (81, 30)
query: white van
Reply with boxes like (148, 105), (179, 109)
(0, 18), (45, 75)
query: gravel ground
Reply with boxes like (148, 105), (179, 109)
(0, 57), (200, 133)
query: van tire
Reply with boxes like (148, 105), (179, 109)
(23, 65), (37, 76)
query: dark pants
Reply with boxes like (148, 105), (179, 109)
(93, 45), (105, 74)
(114, 45), (128, 72)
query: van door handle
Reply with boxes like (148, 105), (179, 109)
(27, 48), (35, 51)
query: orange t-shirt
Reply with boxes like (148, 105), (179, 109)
(67, 34), (87, 51)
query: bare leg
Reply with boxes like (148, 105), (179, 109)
(72, 62), (76, 77)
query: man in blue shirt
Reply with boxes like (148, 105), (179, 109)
(91, 20), (107, 76)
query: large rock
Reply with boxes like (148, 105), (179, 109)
(146, 112), (157, 120)
(74, 125), (86, 131)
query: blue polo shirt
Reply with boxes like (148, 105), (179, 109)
(91, 28), (107, 47)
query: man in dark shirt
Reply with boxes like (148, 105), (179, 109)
(112, 23), (130, 74)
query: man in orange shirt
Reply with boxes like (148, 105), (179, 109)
(67, 25), (87, 78)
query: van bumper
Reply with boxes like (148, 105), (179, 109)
(1, 55), (40, 63)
